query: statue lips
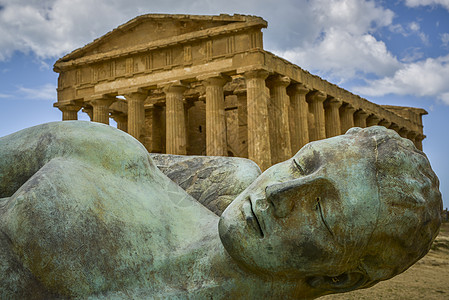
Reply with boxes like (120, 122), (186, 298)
(243, 198), (264, 238)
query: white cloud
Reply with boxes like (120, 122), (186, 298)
(271, 0), (399, 80)
(353, 54), (449, 105)
(0, 93), (11, 98)
(17, 83), (56, 101)
(0, 0), (132, 60)
(389, 21), (429, 45)
(389, 23), (407, 35)
(279, 30), (401, 80)
(409, 21), (420, 32)
(312, 0), (394, 34)
(408, 21), (429, 44)
(404, 0), (449, 11)
(442, 33), (449, 46)
(400, 47), (425, 62)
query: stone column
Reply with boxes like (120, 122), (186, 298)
(111, 113), (128, 132)
(407, 131), (418, 146)
(366, 115), (381, 127)
(354, 110), (369, 128)
(398, 128), (409, 138)
(89, 97), (116, 124)
(244, 69), (271, 170)
(378, 119), (391, 129)
(324, 98), (342, 138)
(184, 101), (194, 154)
(308, 112), (315, 142)
(202, 75), (230, 156)
(125, 91), (148, 141)
(82, 107), (93, 121)
(163, 83), (188, 155)
(266, 75), (292, 164)
(234, 88), (248, 158)
(110, 99), (128, 132)
(339, 103), (356, 134)
(414, 134), (424, 150)
(144, 105), (165, 153)
(287, 83), (309, 154)
(59, 104), (82, 120)
(306, 91), (327, 141)
(389, 123), (400, 133)
(141, 109), (153, 152)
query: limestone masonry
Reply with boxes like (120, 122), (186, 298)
(53, 14), (426, 170)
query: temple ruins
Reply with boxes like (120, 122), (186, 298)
(53, 14), (426, 170)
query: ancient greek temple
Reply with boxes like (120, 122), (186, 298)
(53, 14), (426, 170)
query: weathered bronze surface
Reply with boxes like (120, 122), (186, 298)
(0, 122), (442, 299)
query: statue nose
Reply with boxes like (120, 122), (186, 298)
(265, 176), (334, 218)
(249, 194), (269, 211)
(265, 182), (297, 218)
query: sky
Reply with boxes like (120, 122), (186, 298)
(0, 0), (448, 208)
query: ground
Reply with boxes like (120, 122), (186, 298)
(323, 222), (449, 300)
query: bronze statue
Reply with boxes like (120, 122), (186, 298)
(0, 122), (441, 299)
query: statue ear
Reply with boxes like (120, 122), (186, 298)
(307, 271), (368, 293)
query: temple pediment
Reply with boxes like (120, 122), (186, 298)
(56, 14), (267, 65)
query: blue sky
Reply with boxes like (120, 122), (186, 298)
(0, 0), (448, 208)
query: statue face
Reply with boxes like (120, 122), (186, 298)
(219, 134), (380, 277)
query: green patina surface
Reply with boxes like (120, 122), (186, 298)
(0, 122), (442, 299)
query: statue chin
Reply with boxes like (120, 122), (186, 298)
(218, 207), (251, 271)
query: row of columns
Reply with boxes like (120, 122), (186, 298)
(302, 94), (425, 150)
(58, 76), (235, 158)
(57, 69), (425, 171)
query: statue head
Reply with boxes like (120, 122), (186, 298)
(219, 126), (441, 295)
